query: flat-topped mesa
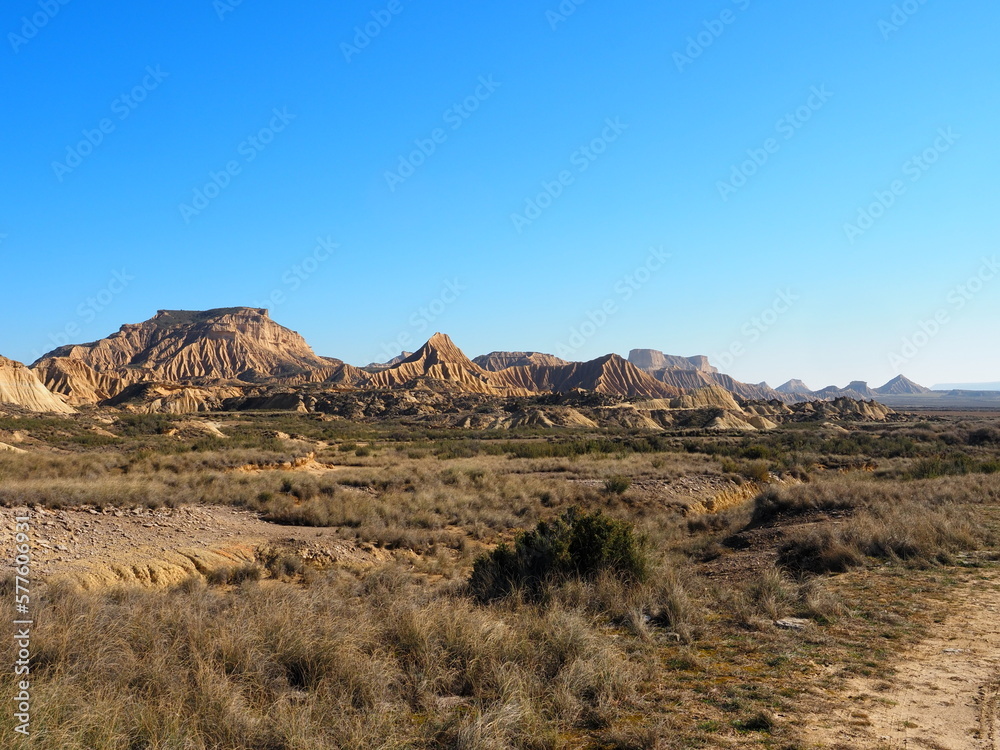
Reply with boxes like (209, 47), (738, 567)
(0, 355), (75, 413)
(31, 308), (357, 402)
(473, 351), (570, 371)
(628, 349), (717, 374)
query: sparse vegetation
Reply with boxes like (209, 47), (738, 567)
(469, 508), (648, 602)
(0, 409), (998, 748)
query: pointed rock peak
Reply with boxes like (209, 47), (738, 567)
(0, 355), (75, 414)
(876, 375), (931, 395)
(404, 333), (477, 367)
(777, 379), (812, 394)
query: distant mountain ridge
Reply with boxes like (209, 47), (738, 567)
(473, 351), (569, 371)
(626, 348), (799, 404)
(627, 349), (716, 374)
(932, 381), (1000, 391)
(0, 307), (936, 414)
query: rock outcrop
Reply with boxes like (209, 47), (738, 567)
(365, 333), (531, 395)
(494, 354), (681, 399)
(875, 375), (931, 395)
(32, 308), (366, 403)
(35, 308), (351, 385)
(0, 355), (75, 413)
(776, 379), (812, 395)
(473, 351), (569, 371)
(628, 349), (717, 373)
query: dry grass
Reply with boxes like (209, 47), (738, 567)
(0, 411), (999, 748)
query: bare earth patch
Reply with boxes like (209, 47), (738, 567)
(2, 504), (385, 590)
(800, 570), (1000, 749)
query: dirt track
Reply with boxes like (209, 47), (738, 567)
(801, 570), (1000, 749)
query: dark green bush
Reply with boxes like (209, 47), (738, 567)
(116, 413), (175, 436)
(469, 508), (648, 602)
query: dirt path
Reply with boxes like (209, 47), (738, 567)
(800, 571), (1000, 749)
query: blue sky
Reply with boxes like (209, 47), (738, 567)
(1, 0), (997, 389)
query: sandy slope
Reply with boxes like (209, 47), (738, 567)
(2, 503), (385, 590)
(801, 570), (1000, 749)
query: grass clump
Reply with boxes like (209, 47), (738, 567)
(469, 508), (648, 602)
(779, 500), (980, 574)
(603, 474), (632, 495)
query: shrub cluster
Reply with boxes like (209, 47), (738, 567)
(469, 508), (648, 602)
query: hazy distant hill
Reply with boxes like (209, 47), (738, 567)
(933, 381), (1000, 391)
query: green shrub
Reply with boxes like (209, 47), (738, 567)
(469, 508), (648, 602)
(116, 413), (175, 436)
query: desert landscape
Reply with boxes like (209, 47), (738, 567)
(6, 3), (997, 747)
(1, 308), (998, 748)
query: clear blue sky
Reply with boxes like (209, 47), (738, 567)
(2, 0), (998, 389)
